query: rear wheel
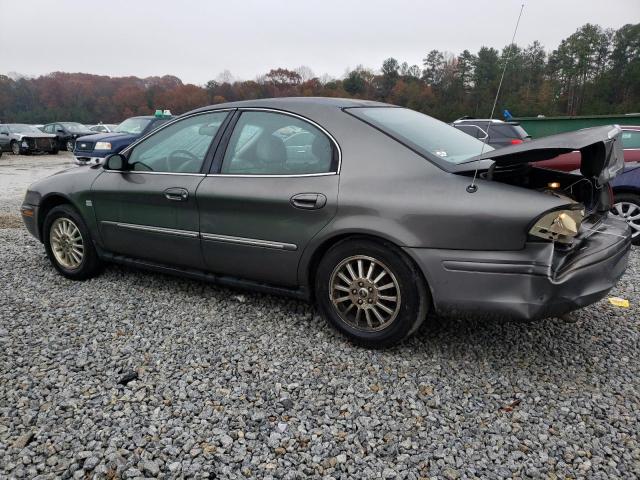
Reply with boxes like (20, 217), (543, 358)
(43, 205), (101, 280)
(611, 193), (640, 245)
(11, 141), (20, 155)
(315, 238), (429, 348)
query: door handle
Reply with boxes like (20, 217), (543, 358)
(164, 187), (189, 201)
(290, 193), (327, 210)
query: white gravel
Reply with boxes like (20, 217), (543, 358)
(1, 155), (639, 479)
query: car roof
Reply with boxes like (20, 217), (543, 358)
(131, 116), (165, 120)
(453, 118), (507, 123)
(188, 97), (390, 115)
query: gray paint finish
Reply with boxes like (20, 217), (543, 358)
(22, 97), (632, 321)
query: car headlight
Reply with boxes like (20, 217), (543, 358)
(529, 208), (585, 244)
(94, 142), (112, 150)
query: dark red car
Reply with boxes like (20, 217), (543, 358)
(536, 126), (640, 244)
(536, 126), (640, 170)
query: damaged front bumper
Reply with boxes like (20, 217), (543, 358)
(405, 215), (631, 320)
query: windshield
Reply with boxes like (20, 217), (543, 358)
(61, 122), (90, 133)
(8, 124), (42, 134)
(347, 107), (494, 165)
(114, 118), (151, 134)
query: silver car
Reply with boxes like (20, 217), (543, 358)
(0, 124), (58, 155)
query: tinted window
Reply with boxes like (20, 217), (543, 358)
(348, 107), (493, 165)
(221, 111), (336, 175)
(60, 122), (88, 133)
(128, 112), (228, 173)
(622, 130), (640, 149)
(492, 124), (528, 139)
(455, 124), (486, 139)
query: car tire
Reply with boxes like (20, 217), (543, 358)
(43, 204), (102, 280)
(10, 141), (20, 155)
(315, 238), (430, 348)
(66, 140), (75, 152)
(611, 192), (640, 246)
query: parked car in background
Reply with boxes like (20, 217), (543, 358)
(89, 123), (118, 134)
(41, 122), (94, 152)
(452, 118), (532, 148)
(73, 114), (173, 165)
(0, 123), (58, 155)
(21, 98), (630, 348)
(533, 126), (640, 244)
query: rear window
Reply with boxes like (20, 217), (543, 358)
(347, 107), (493, 165)
(491, 124), (529, 139)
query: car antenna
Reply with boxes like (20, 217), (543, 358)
(467, 3), (525, 193)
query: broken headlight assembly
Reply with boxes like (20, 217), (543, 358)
(529, 207), (585, 244)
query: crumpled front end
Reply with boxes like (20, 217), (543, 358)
(405, 215), (631, 320)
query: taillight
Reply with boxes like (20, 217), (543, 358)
(510, 139), (523, 145)
(529, 207), (586, 244)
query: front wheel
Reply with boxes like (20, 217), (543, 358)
(11, 141), (20, 155)
(315, 239), (429, 348)
(66, 140), (75, 152)
(611, 193), (640, 245)
(43, 205), (101, 280)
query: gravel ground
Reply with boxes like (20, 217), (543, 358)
(1, 155), (639, 479)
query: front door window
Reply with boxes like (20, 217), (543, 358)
(127, 112), (228, 173)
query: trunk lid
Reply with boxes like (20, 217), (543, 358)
(457, 125), (624, 185)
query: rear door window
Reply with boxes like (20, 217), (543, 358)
(220, 111), (337, 175)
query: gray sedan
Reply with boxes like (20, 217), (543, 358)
(0, 123), (58, 155)
(21, 98), (631, 347)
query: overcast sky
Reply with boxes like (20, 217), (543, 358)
(2, 0), (638, 84)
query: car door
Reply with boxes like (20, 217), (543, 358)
(91, 110), (232, 268)
(197, 109), (340, 287)
(622, 130), (640, 163)
(0, 125), (10, 151)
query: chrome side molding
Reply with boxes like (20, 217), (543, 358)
(100, 221), (297, 250)
(201, 232), (297, 251)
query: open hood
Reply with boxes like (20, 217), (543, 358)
(458, 125), (624, 184)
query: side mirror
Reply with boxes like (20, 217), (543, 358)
(103, 153), (127, 171)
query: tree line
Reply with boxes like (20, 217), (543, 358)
(0, 23), (637, 124)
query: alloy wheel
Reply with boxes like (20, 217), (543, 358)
(50, 217), (84, 269)
(329, 255), (401, 332)
(66, 140), (74, 152)
(611, 201), (640, 239)
(11, 142), (20, 155)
